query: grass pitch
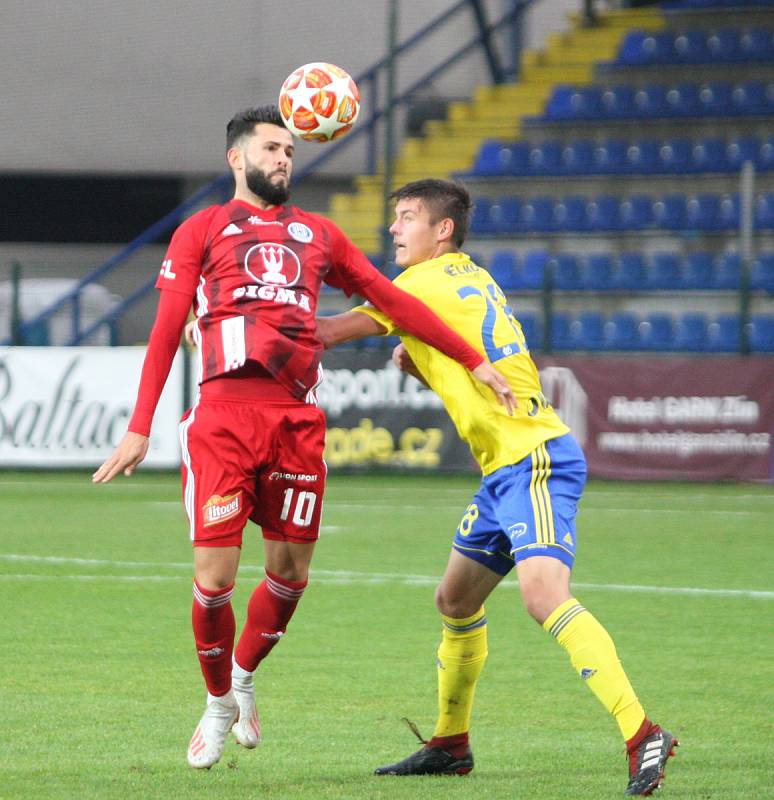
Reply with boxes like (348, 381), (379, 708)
(1, 471), (772, 799)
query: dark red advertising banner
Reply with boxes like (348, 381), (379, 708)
(536, 356), (774, 482)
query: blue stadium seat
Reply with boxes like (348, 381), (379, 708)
(576, 312), (606, 350)
(755, 193), (774, 228)
(674, 313), (709, 351)
(492, 196), (521, 234)
(584, 253), (615, 290)
(719, 193), (740, 229)
(587, 195), (620, 230)
(606, 312), (641, 350)
(684, 252), (715, 289)
(600, 86), (636, 118)
(634, 84), (668, 117)
(619, 194), (655, 229)
(626, 139), (660, 172)
(649, 252), (683, 290)
(545, 86), (600, 120)
(471, 140), (508, 176)
(692, 137), (729, 172)
(675, 30), (711, 63)
(521, 249), (549, 290)
(751, 252), (774, 291)
(708, 28), (741, 61)
(715, 252), (741, 289)
(749, 314), (774, 351)
(561, 140), (594, 174)
(653, 194), (688, 230)
(550, 312), (574, 350)
(727, 136), (760, 169)
(593, 139), (628, 173)
(698, 82), (733, 115)
(660, 138), (694, 172)
(488, 250), (520, 291)
(470, 197), (493, 234)
(706, 314), (741, 351)
(520, 196), (555, 232)
(617, 30), (661, 65)
(640, 313), (675, 350)
(529, 140), (563, 174)
(554, 195), (588, 231)
(740, 28), (774, 61)
(616, 252), (648, 290)
(758, 137), (774, 170)
(517, 312), (543, 350)
(503, 142), (531, 175)
(731, 81), (769, 115)
(667, 83), (701, 117)
(553, 253), (584, 290)
(686, 194), (721, 230)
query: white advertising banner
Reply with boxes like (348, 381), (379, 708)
(0, 347), (185, 467)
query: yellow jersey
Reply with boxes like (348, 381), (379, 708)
(354, 252), (569, 475)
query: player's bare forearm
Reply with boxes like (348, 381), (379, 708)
(316, 311), (385, 348)
(92, 431), (150, 483)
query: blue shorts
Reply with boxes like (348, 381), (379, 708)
(452, 434), (587, 575)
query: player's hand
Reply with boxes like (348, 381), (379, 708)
(472, 361), (516, 416)
(391, 343), (429, 386)
(91, 432), (150, 483)
(184, 319), (197, 347)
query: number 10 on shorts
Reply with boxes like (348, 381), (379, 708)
(280, 488), (317, 526)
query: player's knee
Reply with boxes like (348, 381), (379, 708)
(434, 584), (478, 619)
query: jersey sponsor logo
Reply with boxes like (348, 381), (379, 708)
(232, 283), (311, 312)
(288, 222), (313, 243)
(202, 491), (242, 526)
(159, 259), (176, 279)
(197, 646), (225, 657)
(244, 242), (301, 287)
(268, 471), (318, 481)
(248, 215), (284, 226)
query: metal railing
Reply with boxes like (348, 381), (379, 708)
(6, 0), (530, 347)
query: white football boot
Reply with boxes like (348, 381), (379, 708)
(231, 671), (261, 748)
(187, 690), (239, 769)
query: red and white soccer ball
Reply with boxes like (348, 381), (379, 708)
(278, 62), (361, 142)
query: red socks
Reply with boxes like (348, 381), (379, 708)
(192, 580), (236, 696)
(626, 718), (655, 753)
(427, 732), (470, 757)
(234, 570), (307, 672)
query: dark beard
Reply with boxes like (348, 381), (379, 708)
(245, 165), (290, 206)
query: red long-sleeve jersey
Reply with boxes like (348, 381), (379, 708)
(128, 198), (484, 435)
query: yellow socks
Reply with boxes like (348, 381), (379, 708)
(432, 608), (488, 738)
(543, 598), (645, 741)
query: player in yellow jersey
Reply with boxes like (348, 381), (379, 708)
(316, 179), (678, 796)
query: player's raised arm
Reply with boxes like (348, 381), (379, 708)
(92, 288), (192, 483)
(316, 311), (386, 348)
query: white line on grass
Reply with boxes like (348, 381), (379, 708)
(1, 553), (772, 598)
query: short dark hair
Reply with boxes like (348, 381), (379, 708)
(391, 178), (472, 247)
(226, 105), (286, 150)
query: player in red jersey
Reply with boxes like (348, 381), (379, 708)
(92, 105), (514, 769)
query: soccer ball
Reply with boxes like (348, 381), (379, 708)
(278, 62), (361, 142)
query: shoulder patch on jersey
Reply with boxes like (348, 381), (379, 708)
(288, 222), (313, 243)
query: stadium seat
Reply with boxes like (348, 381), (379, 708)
(594, 139), (628, 173)
(529, 140), (563, 174)
(749, 314), (774, 351)
(617, 30), (662, 65)
(553, 253), (583, 290)
(668, 83), (702, 117)
(488, 249), (520, 291)
(698, 82), (733, 116)
(606, 312), (640, 350)
(640, 313), (675, 350)
(649, 252), (683, 290)
(706, 314), (741, 351)
(492, 196), (521, 234)
(653, 194), (688, 230)
(517, 311), (543, 350)
(584, 254), (615, 290)
(545, 86), (600, 119)
(471, 140), (507, 176)
(600, 86), (636, 118)
(587, 195), (620, 230)
(660, 138), (694, 173)
(674, 313), (709, 351)
(550, 312), (574, 350)
(692, 137), (729, 172)
(684, 252), (716, 289)
(755, 193), (774, 228)
(758, 137), (774, 170)
(719, 193), (741, 229)
(751, 252), (774, 291)
(708, 28), (741, 61)
(504, 142), (531, 175)
(619, 194), (655, 229)
(715, 252), (741, 289)
(521, 249), (549, 290)
(731, 81), (769, 115)
(520, 196), (555, 232)
(634, 84), (669, 117)
(674, 30), (710, 63)
(686, 194), (721, 230)
(626, 139), (660, 172)
(740, 28), (774, 61)
(727, 135), (760, 169)
(554, 195), (588, 231)
(470, 197), (493, 234)
(561, 140), (594, 174)
(576, 312), (606, 350)
(616, 252), (648, 290)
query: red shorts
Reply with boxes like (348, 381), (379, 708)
(179, 376), (327, 547)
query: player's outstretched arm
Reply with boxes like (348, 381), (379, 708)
(316, 311), (386, 348)
(92, 432), (150, 483)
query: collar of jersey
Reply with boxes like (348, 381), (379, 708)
(230, 198), (285, 219)
(400, 251), (472, 278)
